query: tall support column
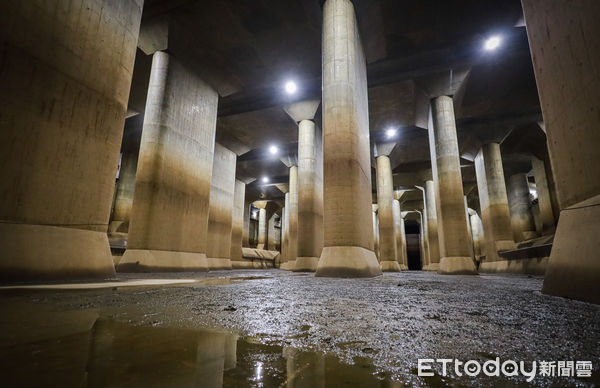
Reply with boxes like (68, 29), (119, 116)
(109, 118), (142, 236)
(507, 174), (537, 242)
(523, 0), (600, 303)
(206, 144), (237, 270)
(469, 211), (484, 262)
(376, 156), (400, 271)
(256, 204), (267, 250)
(424, 180), (441, 270)
(372, 207), (379, 260)
(295, 120), (324, 271)
(316, 0), (381, 277)
(392, 200), (408, 270)
(0, 0), (143, 280)
(230, 181), (246, 268)
(242, 200), (251, 248)
(531, 157), (556, 233)
(475, 143), (516, 269)
(429, 96), (477, 274)
(119, 52), (217, 272)
(281, 166), (298, 270)
(281, 195), (290, 266)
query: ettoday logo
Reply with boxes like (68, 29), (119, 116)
(418, 359), (593, 382)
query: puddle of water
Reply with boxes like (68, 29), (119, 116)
(0, 309), (402, 388)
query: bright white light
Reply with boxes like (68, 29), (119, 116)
(268, 145), (279, 155)
(484, 36), (501, 51)
(262, 176), (270, 183)
(385, 128), (397, 138)
(284, 81), (297, 94)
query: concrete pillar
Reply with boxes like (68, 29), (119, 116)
(205, 144), (237, 270)
(531, 157), (556, 233)
(282, 166), (298, 270)
(0, 0), (142, 280)
(267, 214), (281, 251)
(424, 180), (440, 270)
(282, 194), (290, 265)
(230, 181), (246, 267)
(429, 96), (477, 274)
(474, 143), (516, 269)
(372, 207), (379, 260)
(392, 200), (408, 270)
(464, 196), (475, 260)
(109, 119), (141, 236)
(376, 156), (400, 271)
(119, 52), (217, 272)
(523, 0), (600, 303)
(295, 120), (324, 271)
(469, 211), (484, 262)
(256, 205), (267, 250)
(507, 174), (537, 242)
(316, 0), (381, 277)
(242, 200), (251, 248)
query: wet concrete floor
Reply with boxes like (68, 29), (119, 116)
(0, 270), (598, 387)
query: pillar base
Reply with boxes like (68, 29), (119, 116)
(495, 240), (518, 252)
(231, 260), (255, 269)
(400, 264), (409, 271)
(542, 196), (600, 304)
(439, 257), (477, 275)
(207, 258), (232, 270)
(480, 258), (548, 275)
(280, 260), (296, 270)
(117, 249), (208, 272)
(0, 223), (116, 281)
(380, 261), (401, 272)
(294, 257), (319, 272)
(315, 246), (382, 278)
(521, 231), (539, 241)
(423, 263), (440, 271)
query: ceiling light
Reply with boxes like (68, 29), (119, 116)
(262, 176), (270, 183)
(484, 35), (501, 51)
(385, 128), (397, 139)
(284, 81), (297, 94)
(268, 145), (279, 155)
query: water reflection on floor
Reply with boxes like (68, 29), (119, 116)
(0, 310), (401, 387)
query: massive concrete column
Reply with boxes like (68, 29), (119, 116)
(531, 157), (556, 233)
(295, 120), (324, 271)
(316, 0), (381, 277)
(376, 156), (400, 271)
(230, 181), (246, 268)
(119, 51), (217, 272)
(255, 203), (268, 250)
(424, 180), (441, 270)
(109, 117), (142, 236)
(469, 210), (484, 262)
(267, 213), (281, 251)
(281, 195), (290, 266)
(507, 174), (537, 242)
(429, 96), (477, 274)
(242, 200), (251, 248)
(281, 166), (298, 270)
(392, 200), (408, 270)
(0, 0), (142, 280)
(205, 144), (237, 270)
(475, 143), (516, 270)
(372, 207), (379, 260)
(523, 0), (600, 303)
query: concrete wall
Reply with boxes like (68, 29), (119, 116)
(0, 0), (143, 280)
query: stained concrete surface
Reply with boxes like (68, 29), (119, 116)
(1, 270), (598, 386)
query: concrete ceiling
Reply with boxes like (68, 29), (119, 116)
(127, 0), (544, 202)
